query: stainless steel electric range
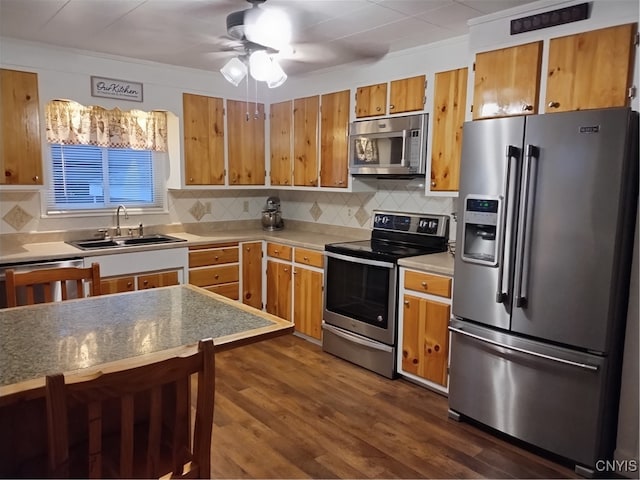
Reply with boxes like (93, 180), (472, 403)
(323, 210), (449, 378)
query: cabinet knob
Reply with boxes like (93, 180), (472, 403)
(522, 104), (533, 112)
(214, 256), (219, 260)
(143, 280), (148, 285)
(284, 268), (289, 273)
(431, 181), (436, 187)
(390, 104), (395, 110)
(274, 250), (279, 254)
(32, 175), (39, 182)
(4, 170), (11, 177)
(214, 274), (219, 279)
(127, 282), (133, 287)
(404, 300), (410, 306)
(338, 180), (344, 184)
(303, 256), (309, 261)
(548, 101), (560, 109)
(421, 281), (428, 288)
(376, 106), (381, 111)
(189, 177), (194, 182)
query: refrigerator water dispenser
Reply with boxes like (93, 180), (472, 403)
(461, 197), (501, 266)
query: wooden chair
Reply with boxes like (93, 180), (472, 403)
(45, 338), (216, 479)
(5, 263), (101, 307)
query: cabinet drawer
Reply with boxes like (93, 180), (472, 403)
(189, 265), (239, 287)
(189, 247), (239, 268)
(138, 271), (179, 289)
(101, 276), (135, 294)
(266, 242), (292, 260)
(294, 248), (323, 268)
(404, 271), (452, 298)
(203, 282), (240, 300)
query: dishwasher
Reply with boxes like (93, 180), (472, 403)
(0, 258), (84, 308)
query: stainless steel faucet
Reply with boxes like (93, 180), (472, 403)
(115, 204), (128, 237)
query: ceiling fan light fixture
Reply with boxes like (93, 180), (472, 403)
(220, 57), (248, 86)
(267, 59), (287, 88)
(248, 50), (272, 82)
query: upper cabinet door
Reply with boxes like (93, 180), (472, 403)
(293, 95), (319, 187)
(430, 67), (468, 192)
(355, 82), (387, 118)
(546, 23), (636, 113)
(320, 90), (350, 188)
(472, 41), (542, 120)
(269, 100), (292, 186)
(227, 100), (266, 185)
(183, 93), (225, 185)
(1, 69), (43, 185)
(389, 74), (426, 114)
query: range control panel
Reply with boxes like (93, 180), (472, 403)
(373, 211), (449, 237)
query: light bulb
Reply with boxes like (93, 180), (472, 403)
(249, 50), (272, 82)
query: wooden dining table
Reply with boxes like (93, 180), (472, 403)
(0, 284), (293, 476)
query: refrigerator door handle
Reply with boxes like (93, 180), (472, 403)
(448, 326), (599, 371)
(514, 144), (539, 308)
(496, 145), (520, 303)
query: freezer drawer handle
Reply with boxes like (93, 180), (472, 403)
(448, 326), (599, 372)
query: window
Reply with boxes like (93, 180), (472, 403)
(47, 144), (166, 213)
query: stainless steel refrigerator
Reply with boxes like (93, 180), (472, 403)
(448, 107), (638, 476)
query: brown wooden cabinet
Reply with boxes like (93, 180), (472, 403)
(100, 270), (179, 294)
(355, 75), (426, 118)
(472, 41), (543, 120)
(266, 259), (292, 321)
(1, 69), (42, 185)
(293, 95), (320, 187)
(320, 90), (350, 188)
(241, 241), (263, 309)
(400, 269), (452, 388)
(355, 82), (387, 118)
(389, 75), (426, 114)
(293, 265), (323, 340)
(430, 67), (467, 192)
(182, 93), (225, 185)
(545, 23), (636, 113)
(292, 247), (324, 339)
(188, 242), (239, 300)
(227, 99), (265, 185)
(269, 100), (292, 186)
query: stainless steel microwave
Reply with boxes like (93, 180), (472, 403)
(349, 113), (428, 176)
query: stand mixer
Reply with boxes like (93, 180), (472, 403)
(261, 196), (284, 231)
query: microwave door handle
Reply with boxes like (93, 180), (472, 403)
(400, 129), (408, 165)
(496, 146), (519, 303)
(514, 144), (539, 308)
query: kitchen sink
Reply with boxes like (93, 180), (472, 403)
(68, 234), (186, 250)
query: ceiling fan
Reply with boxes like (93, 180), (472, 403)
(214, 0), (389, 88)
(218, 0), (294, 88)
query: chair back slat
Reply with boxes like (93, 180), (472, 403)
(5, 263), (102, 307)
(45, 338), (216, 479)
(87, 401), (102, 479)
(120, 394), (135, 478)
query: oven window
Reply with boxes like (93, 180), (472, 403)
(325, 256), (390, 328)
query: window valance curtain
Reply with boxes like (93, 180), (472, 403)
(45, 100), (168, 152)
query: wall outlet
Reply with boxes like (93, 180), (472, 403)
(243, 201), (249, 213)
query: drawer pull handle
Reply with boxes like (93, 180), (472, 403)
(303, 256), (309, 261)
(127, 282), (133, 287)
(274, 250), (279, 254)
(214, 256), (219, 260)
(421, 281), (428, 288)
(214, 274), (219, 279)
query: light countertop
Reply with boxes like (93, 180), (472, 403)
(0, 284), (293, 400)
(398, 252), (455, 276)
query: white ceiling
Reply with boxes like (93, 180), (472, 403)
(0, 0), (539, 76)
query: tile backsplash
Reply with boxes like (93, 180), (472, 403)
(0, 182), (457, 240)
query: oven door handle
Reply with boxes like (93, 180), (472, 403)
(324, 251), (395, 269)
(323, 324), (394, 352)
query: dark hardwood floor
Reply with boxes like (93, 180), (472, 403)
(208, 334), (578, 479)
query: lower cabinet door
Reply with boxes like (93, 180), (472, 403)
(266, 260), (292, 321)
(293, 266), (323, 340)
(402, 294), (450, 386)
